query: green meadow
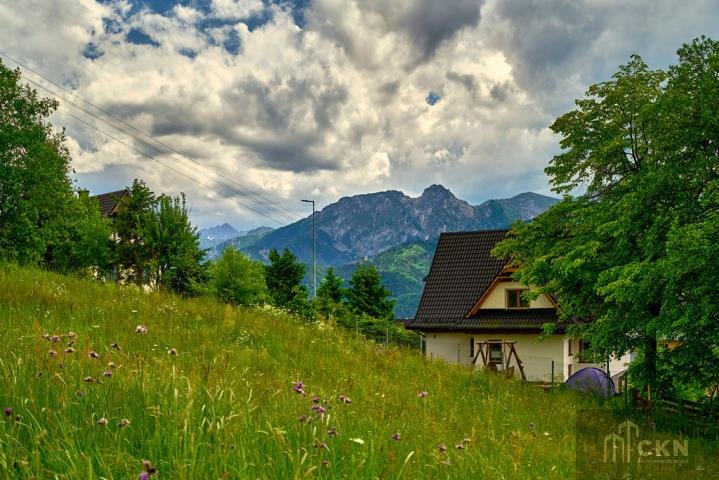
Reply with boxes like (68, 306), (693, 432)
(0, 264), (714, 479)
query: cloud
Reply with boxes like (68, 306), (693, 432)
(1, 0), (718, 229)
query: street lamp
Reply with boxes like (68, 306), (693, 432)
(301, 199), (316, 299)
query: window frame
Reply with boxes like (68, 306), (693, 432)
(506, 288), (530, 309)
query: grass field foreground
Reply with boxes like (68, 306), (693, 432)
(1, 264), (610, 478)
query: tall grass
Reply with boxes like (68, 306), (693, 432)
(0, 264), (681, 478)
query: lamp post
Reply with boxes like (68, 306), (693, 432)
(301, 199), (316, 299)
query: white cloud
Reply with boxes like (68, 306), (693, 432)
(1, 0), (718, 229)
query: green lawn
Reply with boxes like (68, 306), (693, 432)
(0, 264), (712, 479)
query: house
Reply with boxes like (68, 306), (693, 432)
(91, 189), (129, 218)
(406, 230), (630, 382)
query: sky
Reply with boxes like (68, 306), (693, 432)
(1, 0), (718, 229)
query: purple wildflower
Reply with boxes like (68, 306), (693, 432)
(392, 432), (401, 442)
(3, 407), (11, 417)
(50, 335), (60, 343)
(311, 404), (326, 415)
(103, 371), (113, 378)
(142, 460), (157, 474)
(139, 473), (149, 480)
(417, 391), (428, 398)
(49, 350), (57, 358)
(338, 395), (352, 404)
(311, 395), (320, 404)
(88, 351), (99, 359)
(64, 347), (75, 354)
(135, 325), (148, 334)
(438, 443), (447, 453)
(327, 427), (339, 436)
(292, 381), (305, 395)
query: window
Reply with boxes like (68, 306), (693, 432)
(489, 342), (503, 365)
(506, 289), (529, 309)
(469, 337), (475, 357)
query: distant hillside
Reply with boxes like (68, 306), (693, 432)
(246, 185), (558, 265)
(206, 186), (557, 318)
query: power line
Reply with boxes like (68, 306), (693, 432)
(0, 51), (301, 223)
(54, 107), (292, 225)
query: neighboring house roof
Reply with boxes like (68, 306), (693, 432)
(406, 229), (562, 333)
(407, 230), (509, 331)
(457, 308), (559, 332)
(92, 189), (128, 217)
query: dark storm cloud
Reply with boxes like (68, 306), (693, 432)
(104, 71), (348, 173)
(307, 0), (482, 68)
(401, 0), (482, 63)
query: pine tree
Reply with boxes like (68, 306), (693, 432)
(346, 263), (394, 319)
(265, 248), (307, 307)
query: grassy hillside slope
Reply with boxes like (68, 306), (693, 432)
(0, 265), (612, 478)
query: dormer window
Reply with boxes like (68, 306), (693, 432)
(506, 289), (529, 309)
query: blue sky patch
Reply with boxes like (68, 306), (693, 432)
(223, 29), (242, 55)
(126, 28), (161, 47)
(426, 91), (441, 106)
(82, 43), (104, 60)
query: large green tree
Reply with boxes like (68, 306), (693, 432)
(111, 179), (156, 285)
(211, 246), (268, 305)
(346, 263), (394, 320)
(264, 248), (308, 309)
(0, 60), (76, 265)
(144, 193), (204, 295)
(316, 267), (344, 319)
(495, 37), (719, 397)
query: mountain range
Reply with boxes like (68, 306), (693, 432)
(202, 185), (559, 317)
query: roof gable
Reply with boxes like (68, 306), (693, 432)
(407, 230), (508, 330)
(91, 189), (128, 217)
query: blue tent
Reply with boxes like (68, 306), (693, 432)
(564, 367), (616, 398)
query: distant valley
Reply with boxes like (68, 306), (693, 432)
(199, 185), (558, 318)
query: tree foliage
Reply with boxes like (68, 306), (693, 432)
(494, 37), (719, 397)
(346, 263), (394, 320)
(265, 248), (307, 307)
(316, 267), (344, 318)
(0, 60), (79, 265)
(111, 180), (156, 285)
(211, 246), (268, 305)
(144, 193), (205, 295)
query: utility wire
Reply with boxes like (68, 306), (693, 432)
(55, 107), (290, 226)
(0, 51), (301, 223)
(21, 74), (298, 223)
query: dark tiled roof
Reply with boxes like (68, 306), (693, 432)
(91, 189), (127, 217)
(456, 308), (560, 332)
(407, 230), (509, 330)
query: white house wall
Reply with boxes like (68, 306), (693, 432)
(425, 332), (630, 383)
